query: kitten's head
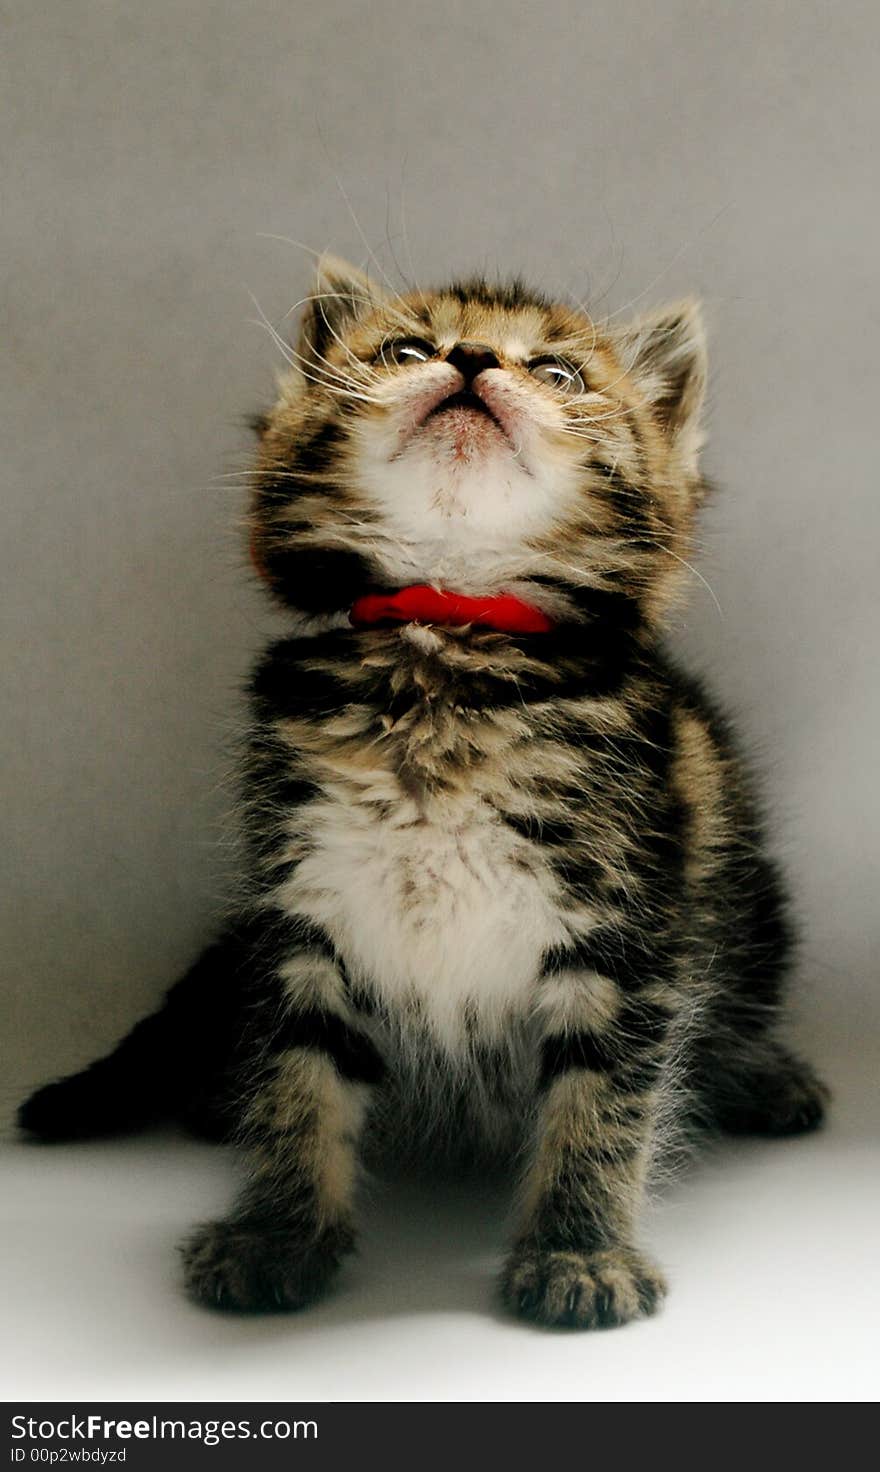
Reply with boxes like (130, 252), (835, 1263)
(249, 257), (707, 635)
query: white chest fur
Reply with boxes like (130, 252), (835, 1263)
(276, 791), (568, 1052)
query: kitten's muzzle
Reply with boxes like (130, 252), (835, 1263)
(398, 362), (520, 455)
(425, 388), (499, 426)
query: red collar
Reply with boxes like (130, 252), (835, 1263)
(349, 585), (555, 634)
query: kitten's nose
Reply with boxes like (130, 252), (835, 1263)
(445, 341), (499, 383)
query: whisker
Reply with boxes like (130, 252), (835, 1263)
(255, 232), (328, 263)
(314, 122), (420, 319)
(383, 187), (415, 293)
(247, 298), (387, 406)
(398, 155), (422, 299)
(313, 298), (386, 385)
(651, 542), (725, 619)
(246, 291), (298, 370)
(597, 205), (729, 326)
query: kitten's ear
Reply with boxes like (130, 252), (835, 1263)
(615, 300), (707, 467)
(296, 254), (389, 364)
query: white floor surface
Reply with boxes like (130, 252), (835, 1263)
(2, 1044), (877, 1403)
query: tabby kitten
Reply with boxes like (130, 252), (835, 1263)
(20, 258), (828, 1328)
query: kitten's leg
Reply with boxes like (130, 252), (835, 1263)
(688, 820), (829, 1136)
(501, 965), (673, 1330)
(690, 886), (828, 1137)
(182, 946), (382, 1313)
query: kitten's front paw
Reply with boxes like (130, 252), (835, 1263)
(181, 1217), (354, 1313)
(501, 1243), (666, 1329)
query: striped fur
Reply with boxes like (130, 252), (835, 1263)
(20, 260), (828, 1328)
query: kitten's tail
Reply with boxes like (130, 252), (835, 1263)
(17, 923), (257, 1143)
(18, 1005), (187, 1141)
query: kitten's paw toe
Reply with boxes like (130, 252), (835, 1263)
(181, 1218), (354, 1313)
(501, 1244), (666, 1329)
(719, 1054), (830, 1137)
(773, 1073), (830, 1135)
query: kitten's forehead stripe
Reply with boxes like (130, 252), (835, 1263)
(442, 275), (552, 310)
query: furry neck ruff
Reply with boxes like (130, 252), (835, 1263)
(349, 585), (555, 634)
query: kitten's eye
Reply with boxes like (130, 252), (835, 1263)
(528, 356), (586, 393)
(379, 337), (436, 367)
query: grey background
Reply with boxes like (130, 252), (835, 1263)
(3, 0), (878, 1124)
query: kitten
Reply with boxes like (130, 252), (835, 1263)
(19, 258), (829, 1328)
